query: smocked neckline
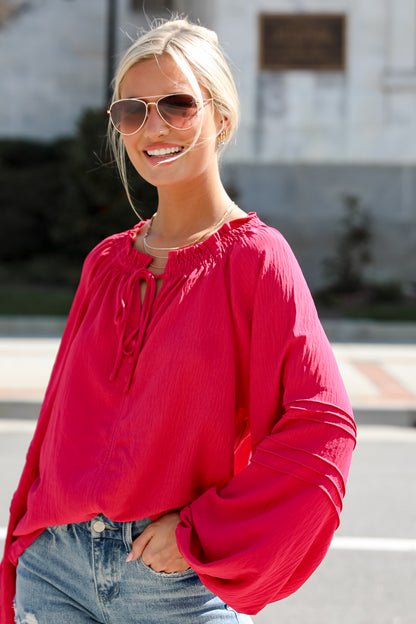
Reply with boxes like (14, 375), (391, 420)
(119, 212), (259, 276)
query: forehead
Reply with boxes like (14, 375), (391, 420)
(120, 55), (194, 98)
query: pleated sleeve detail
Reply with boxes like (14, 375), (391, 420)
(176, 228), (356, 614)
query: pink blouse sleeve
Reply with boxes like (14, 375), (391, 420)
(0, 249), (96, 624)
(176, 234), (356, 615)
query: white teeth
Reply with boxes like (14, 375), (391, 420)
(146, 147), (183, 157)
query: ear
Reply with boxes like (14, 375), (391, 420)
(216, 116), (231, 146)
(216, 114), (231, 134)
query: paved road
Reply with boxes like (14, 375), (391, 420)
(1, 422), (415, 624)
(254, 425), (416, 624)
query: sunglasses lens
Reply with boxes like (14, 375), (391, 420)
(158, 94), (198, 128)
(110, 100), (146, 134)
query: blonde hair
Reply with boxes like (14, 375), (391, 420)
(108, 17), (239, 213)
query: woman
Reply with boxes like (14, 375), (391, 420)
(1, 18), (356, 624)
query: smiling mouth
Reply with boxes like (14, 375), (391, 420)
(145, 146), (184, 157)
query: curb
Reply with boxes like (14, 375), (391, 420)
(0, 316), (66, 338)
(0, 402), (42, 421)
(1, 400), (414, 428)
(322, 319), (416, 344)
(353, 407), (416, 428)
(1, 316), (416, 343)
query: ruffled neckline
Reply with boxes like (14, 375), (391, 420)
(115, 212), (260, 277)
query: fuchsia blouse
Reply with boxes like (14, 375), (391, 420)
(0, 213), (356, 620)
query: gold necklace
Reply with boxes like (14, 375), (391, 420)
(143, 202), (235, 258)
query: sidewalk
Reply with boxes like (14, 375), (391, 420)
(0, 317), (416, 426)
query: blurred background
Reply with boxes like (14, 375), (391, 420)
(0, 0), (416, 318)
(1, 4), (416, 624)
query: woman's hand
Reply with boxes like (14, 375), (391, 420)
(125, 511), (190, 573)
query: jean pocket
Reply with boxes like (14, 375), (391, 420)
(137, 557), (196, 579)
(129, 518), (153, 548)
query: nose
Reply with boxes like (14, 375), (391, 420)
(143, 102), (169, 137)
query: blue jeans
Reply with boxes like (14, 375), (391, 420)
(14, 515), (253, 624)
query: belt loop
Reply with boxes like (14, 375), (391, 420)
(122, 519), (132, 552)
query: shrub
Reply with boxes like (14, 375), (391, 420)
(322, 193), (373, 293)
(50, 108), (157, 259)
(0, 109), (157, 287)
(0, 139), (66, 261)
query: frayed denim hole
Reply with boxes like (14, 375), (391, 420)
(13, 597), (19, 624)
(14, 610), (39, 624)
(14, 597), (39, 624)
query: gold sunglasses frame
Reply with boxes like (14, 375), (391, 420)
(107, 94), (212, 135)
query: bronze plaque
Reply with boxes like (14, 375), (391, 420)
(259, 14), (346, 71)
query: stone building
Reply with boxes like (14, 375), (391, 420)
(1, 0), (415, 289)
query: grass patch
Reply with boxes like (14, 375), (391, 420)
(0, 284), (75, 316)
(315, 288), (416, 322)
(2, 283), (416, 322)
(317, 301), (416, 321)
(340, 303), (416, 321)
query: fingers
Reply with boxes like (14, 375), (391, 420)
(125, 512), (190, 572)
(126, 525), (153, 562)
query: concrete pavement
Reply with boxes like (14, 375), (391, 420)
(0, 317), (416, 426)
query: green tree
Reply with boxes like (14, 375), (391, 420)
(0, 108), (157, 287)
(323, 194), (372, 293)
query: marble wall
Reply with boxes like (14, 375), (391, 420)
(216, 0), (416, 165)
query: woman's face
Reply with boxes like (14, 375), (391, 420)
(118, 55), (223, 190)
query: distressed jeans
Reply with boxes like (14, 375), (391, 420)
(14, 514), (253, 624)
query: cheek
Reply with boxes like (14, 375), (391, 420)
(124, 141), (137, 162)
(123, 139), (146, 171)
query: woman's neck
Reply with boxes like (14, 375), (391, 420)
(149, 177), (234, 247)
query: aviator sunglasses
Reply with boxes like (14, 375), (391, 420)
(108, 93), (211, 135)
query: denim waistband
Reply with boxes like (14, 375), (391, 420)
(91, 514), (151, 531)
(66, 514), (153, 543)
